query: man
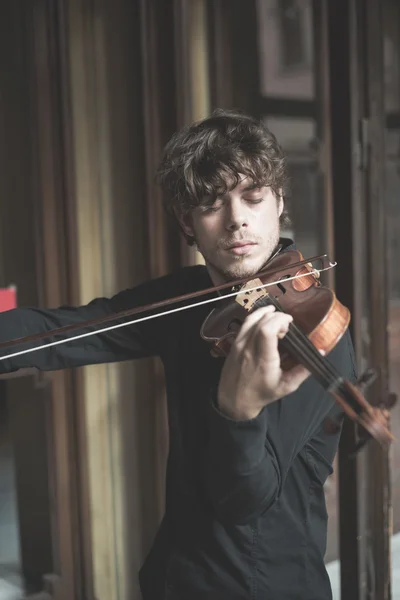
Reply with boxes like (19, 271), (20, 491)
(0, 110), (356, 599)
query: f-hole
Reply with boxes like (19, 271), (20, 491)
(277, 282), (287, 294)
(276, 274), (292, 295)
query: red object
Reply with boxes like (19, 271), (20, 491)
(0, 286), (17, 312)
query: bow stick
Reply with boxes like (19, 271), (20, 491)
(0, 254), (336, 362)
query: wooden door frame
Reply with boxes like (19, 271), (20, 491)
(326, 0), (392, 598)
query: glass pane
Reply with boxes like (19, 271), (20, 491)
(256, 0), (314, 98)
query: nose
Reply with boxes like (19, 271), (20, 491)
(224, 198), (248, 232)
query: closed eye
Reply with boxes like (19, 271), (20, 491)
(199, 202), (223, 213)
(244, 197), (263, 204)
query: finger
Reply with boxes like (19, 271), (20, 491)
(239, 307), (294, 348)
(252, 311), (294, 360)
(234, 305), (276, 347)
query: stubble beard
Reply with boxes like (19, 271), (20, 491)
(205, 232), (281, 283)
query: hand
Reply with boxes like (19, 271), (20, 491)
(217, 305), (312, 421)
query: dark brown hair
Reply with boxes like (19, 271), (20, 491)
(156, 109), (290, 245)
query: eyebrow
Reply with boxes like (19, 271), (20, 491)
(241, 183), (262, 192)
(203, 182), (263, 204)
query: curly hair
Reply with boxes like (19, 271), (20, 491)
(156, 109), (290, 245)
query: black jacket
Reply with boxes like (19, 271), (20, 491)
(0, 246), (357, 600)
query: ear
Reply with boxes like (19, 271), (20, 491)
(177, 212), (195, 238)
(276, 189), (284, 217)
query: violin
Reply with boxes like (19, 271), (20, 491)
(0, 250), (393, 451)
(201, 249), (394, 450)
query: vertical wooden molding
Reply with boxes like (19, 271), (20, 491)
(364, 0), (391, 597)
(326, 0), (367, 597)
(206, 0), (234, 111)
(189, 0), (210, 122)
(312, 0), (335, 291)
(188, 0), (210, 267)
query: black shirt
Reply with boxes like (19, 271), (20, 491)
(0, 246), (357, 600)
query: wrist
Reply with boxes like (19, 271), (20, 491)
(217, 395), (263, 421)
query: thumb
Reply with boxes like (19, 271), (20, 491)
(279, 364), (311, 397)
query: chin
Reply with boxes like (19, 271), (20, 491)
(204, 247), (273, 284)
(220, 257), (263, 281)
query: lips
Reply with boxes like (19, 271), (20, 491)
(227, 241), (256, 249)
(226, 242), (257, 255)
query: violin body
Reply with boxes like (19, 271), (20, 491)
(201, 249), (350, 366)
(201, 249), (394, 449)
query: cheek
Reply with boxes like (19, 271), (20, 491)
(258, 206), (280, 226)
(194, 217), (218, 239)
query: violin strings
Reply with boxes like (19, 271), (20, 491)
(284, 324), (340, 388)
(265, 297), (342, 389)
(261, 302), (362, 415)
(283, 325), (360, 414)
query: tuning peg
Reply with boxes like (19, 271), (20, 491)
(384, 392), (397, 410)
(356, 368), (377, 390)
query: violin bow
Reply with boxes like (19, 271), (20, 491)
(0, 254), (336, 362)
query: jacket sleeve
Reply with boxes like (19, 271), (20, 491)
(0, 276), (174, 374)
(203, 329), (357, 523)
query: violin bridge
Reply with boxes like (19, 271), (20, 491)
(235, 278), (269, 312)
